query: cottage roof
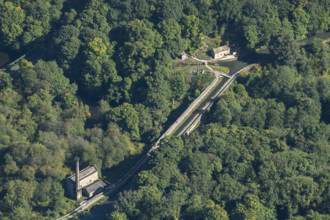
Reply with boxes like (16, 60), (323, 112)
(68, 165), (98, 182)
(84, 180), (105, 194)
(212, 45), (230, 54)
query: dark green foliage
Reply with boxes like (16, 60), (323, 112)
(158, 19), (187, 57)
(0, 0), (65, 50)
(181, 14), (202, 52)
(107, 103), (140, 141)
(110, 46), (330, 219)
(0, 58), (135, 218)
(118, 19), (163, 81)
(242, 0), (281, 48)
(157, 0), (183, 21)
(269, 33), (299, 66)
(0, 0), (329, 219)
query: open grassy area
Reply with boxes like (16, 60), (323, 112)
(175, 63), (230, 74)
(208, 65), (230, 73)
(175, 63), (212, 74)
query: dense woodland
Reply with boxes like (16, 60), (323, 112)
(109, 41), (330, 219)
(0, 0), (329, 219)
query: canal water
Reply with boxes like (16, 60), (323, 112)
(297, 31), (330, 45)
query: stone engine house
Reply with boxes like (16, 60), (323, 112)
(66, 157), (105, 200)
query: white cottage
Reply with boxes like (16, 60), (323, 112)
(212, 46), (230, 59)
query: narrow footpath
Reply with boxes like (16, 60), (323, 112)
(191, 56), (231, 78)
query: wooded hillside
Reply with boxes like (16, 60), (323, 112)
(110, 40), (330, 220)
(0, 0), (329, 219)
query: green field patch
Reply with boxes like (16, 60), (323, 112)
(208, 65), (230, 73)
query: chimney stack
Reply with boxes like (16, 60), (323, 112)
(75, 156), (82, 201)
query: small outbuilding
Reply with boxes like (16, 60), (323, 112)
(83, 180), (106, 197)
(181, 52), (188, 60)
(212, 46), (230, 59)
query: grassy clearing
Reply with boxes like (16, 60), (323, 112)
(175, 64), (212, 74)
(175, 61), (230, 74)
(208, 65), (230, 73)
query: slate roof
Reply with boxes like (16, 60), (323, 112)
(212, 45), (230, 54)
(84, 180), (106, 194)
(68, 165), (98, 182)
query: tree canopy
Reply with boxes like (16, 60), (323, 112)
(0, 0), (329, 219)
(109, 39), (330, 219)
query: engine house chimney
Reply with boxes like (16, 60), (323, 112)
(75, 156), (82, 201)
